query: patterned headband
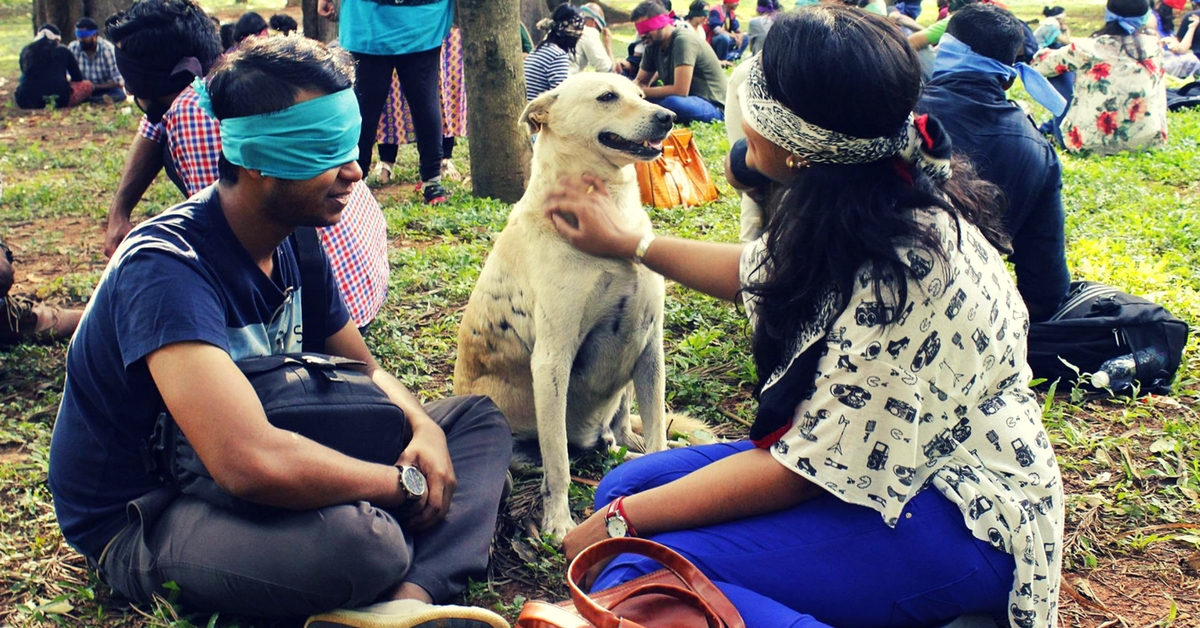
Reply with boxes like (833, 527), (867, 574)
(538, 15), (586, 38)
(738, 56), (951, 181)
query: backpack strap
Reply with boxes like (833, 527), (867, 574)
(294, 227), (327, 354)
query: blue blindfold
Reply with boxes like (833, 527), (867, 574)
(933, 34), (1068, 117)
(193, 77), (361, 180)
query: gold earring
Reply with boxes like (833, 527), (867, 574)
(786, 154), (810, 170)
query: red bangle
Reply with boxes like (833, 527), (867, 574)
(609, 495), (639, 537)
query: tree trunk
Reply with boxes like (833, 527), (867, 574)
(459, 0), (531, 202)
(32, 0), (81, 42)
(301, 0), (338, 43)
(86, 0), (134, 27)
(32, 0), (132, 44)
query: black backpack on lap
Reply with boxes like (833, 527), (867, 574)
(1026, 281), (1190, 395)
(142, 228), (410, 517)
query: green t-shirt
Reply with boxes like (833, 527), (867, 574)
(640, 30), (729, 108)
(925, 17), (950, 45)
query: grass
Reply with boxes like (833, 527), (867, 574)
(2, 2), (1200, 626)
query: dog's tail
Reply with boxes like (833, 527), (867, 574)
(630, 412), (722, 447)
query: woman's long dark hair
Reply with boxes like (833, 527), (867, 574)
(1092, 0), (1152, 60)
(745, 6), (1009, 388)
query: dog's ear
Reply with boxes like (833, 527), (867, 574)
(519, 91), (557, 136)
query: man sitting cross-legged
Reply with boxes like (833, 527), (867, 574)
(632, 0), (729, 124)
(49, 35), (512, 628)
(102, 0), (388, 332)
(915, 3), (1071, 321)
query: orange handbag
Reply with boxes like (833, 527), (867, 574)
(634, 128), (720, 208)
(516, 537), (746, 628)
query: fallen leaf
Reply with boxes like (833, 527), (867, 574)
(35, 599), (73, 615)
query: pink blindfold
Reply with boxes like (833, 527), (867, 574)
(635, 14), (673, 35)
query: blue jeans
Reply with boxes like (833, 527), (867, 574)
(652, 95), (724, 125)
(591, 442), (1015, 628)
(711, 33), (749, 61)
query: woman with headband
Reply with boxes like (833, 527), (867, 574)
(1032, 0), (1168, 154)
(524, 4), (585, 101)
(546, 6), (1063, 628)
(15, 24), (93, 110)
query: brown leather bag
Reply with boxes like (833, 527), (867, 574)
(516, 537), (746, 628)
(634, 128), (720, 208)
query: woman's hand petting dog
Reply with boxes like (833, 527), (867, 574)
(395, 416), (457, 530)
(545, 174), (643, 260)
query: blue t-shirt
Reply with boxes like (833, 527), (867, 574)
(49, 186), (350, 559)
(338, 0), (454, 56)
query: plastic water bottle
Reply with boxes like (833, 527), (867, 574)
(1091, 347), (1167, 391)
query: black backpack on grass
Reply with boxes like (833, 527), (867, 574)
(1026, 281), (1189, 395)
(1167, 81), (1200, 112)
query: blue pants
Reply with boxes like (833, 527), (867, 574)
(711, 33), (749, 61)
(591, 442), (1015, 628)
(652, 95), (725, 125)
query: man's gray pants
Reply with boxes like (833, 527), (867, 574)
(97, 396), (513, 618)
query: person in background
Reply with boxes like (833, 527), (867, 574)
(1176, 0), (1200, 51)
(747, 0), (779, 57)
(318, 0), (454, 205)
(524, 4), (584, 100)
(685, 0), (709, 30)
(571, 3), (615, 74)
(269, 13), (298, 36)
(550, 7), (1063, 627)
(1162, 12), (1200, 77)
(1032, 0), (1168, 154)
(15, 25), (93, 110)
(909, 0), (979, 51)
(68, 17), (126, 104)
(1034, 6), (1071, 48)
(233, 12), (269, 47)
(938, 0), (951, 20)
(375, 26), (468, 186)
(633, 0), (728, 123)
(707, 0), (749, 63)
(917, 3), (1071, 322)
(103, 0), (389, 332)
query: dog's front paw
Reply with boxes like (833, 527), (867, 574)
(540, 497), (577, 541)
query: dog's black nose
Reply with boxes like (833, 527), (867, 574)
(655, 110), (675, 128)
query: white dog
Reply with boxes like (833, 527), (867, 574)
(454, 74), (676, 539)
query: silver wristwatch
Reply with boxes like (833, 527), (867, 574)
(398, 465), (427, 506)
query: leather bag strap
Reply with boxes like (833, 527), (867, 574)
(567, 537), (745, 628)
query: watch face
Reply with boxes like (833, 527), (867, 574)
(402, 466), (427, 498)
(606, 516), (628, 538)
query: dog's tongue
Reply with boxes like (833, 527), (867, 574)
(647, 140), (664, 150)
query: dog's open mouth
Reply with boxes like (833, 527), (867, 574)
(598, 131), (665, 160)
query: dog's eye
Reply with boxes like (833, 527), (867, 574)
(596, 91), (618, 103)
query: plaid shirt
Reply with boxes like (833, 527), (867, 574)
(67, 38), (122, 86)
(139, 87), (389, 327)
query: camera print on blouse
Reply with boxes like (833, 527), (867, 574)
(740, 208), (1064, 628)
